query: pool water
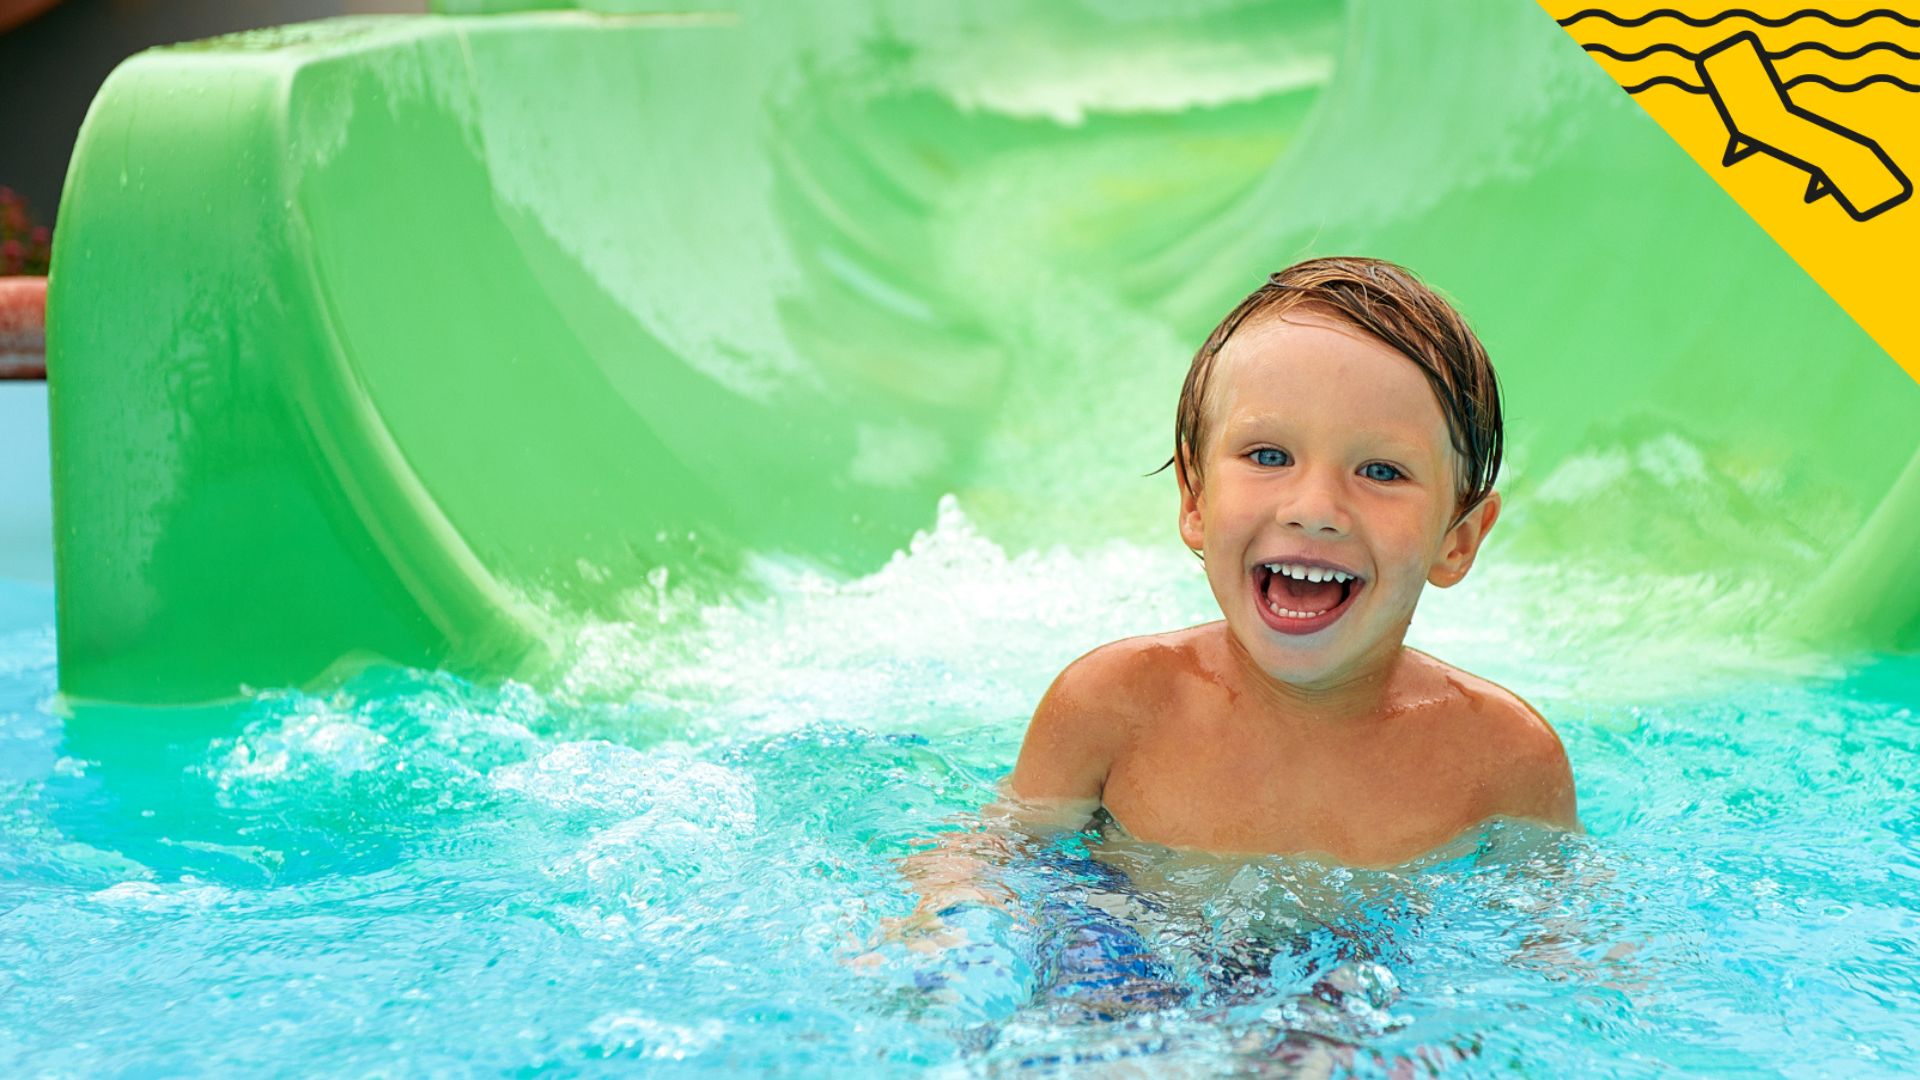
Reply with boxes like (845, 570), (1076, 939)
(2, 498), (1917, 1076)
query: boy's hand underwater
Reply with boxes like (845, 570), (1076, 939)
(851, 796), (1095, 965)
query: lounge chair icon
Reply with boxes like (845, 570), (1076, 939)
(1697, 31), (1911, 221)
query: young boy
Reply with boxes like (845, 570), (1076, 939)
(1009, 256), (1578, 867)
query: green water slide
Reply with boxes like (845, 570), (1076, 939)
(49, 0), (1920, 704)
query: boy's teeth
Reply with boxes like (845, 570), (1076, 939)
(1268, 598), (1333, 619)
(1264, 562), (1354, 584)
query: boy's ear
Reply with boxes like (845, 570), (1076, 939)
(1176, 453), (1206, 554)
(1428, 490), (1500, 588)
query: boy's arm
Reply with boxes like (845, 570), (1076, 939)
(876, 645), (1136, 946)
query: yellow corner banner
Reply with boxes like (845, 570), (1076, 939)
(1542, 1), (1920, 384)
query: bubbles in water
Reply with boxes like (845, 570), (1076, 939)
(89, 880), (232, 912)
(492, 740), (752, 823)
(582, 1012), (727, 1061)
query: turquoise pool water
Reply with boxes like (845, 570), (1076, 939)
(3, 498), (1917, 1075)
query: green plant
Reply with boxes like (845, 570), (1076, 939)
(0, 187), (52, 275)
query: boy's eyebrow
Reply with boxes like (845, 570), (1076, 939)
(1223, 413), (1435, 459)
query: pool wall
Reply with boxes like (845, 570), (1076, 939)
(46, 0), (1920, 703)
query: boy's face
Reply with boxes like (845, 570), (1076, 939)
(1177, 308), (1500, 691)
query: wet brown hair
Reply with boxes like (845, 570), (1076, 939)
(1160, 256), (1503, 529)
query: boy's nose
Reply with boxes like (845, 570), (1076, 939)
(1277, 469), (1350, 534)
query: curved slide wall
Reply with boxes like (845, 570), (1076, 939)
(48, 0), (1920, 703)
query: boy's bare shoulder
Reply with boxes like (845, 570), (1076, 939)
(1010, 628), (1213, 799)
(1405, 648), (1580, 829)
(1037, 629), (1199, 722)
(1404, 649), (1554, 740)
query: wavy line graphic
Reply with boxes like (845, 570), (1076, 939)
(1559, 8), (1920, 29)
(1784, 72), (1920, 92)
(1624, 75), (1712, 93)
(1585, 41), (1920, 63)
(1624, 72), (1920, 94)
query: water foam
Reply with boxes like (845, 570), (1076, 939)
(557, 493), (1835, 728)
(557, 495), (1214, 734)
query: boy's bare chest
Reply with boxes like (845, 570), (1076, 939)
(1099, 709), (1496, 865)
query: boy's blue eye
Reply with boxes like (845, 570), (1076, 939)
(1361, 462), (1402, 482)
(1250, 448), (1289, 467)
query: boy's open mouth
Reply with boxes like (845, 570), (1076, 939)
(1251, 561), (1362, 636)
